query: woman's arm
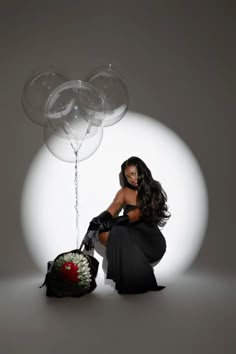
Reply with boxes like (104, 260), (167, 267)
(107, 188), (141, 222)
(106, 188), (125, 216)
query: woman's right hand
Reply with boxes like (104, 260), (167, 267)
(88, 210), (113, 232)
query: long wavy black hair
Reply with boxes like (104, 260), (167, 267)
(121, 156), (170, 227)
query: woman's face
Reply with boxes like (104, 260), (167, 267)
(124, 165), (138, 188)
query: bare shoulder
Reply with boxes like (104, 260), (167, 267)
(113, 187), (126, 203)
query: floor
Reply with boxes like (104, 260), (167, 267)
(0, 269), (235, 354)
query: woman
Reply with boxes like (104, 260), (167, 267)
(84, 156), (170, 294)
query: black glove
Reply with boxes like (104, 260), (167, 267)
(89, 210), (113, 232)
(83, 212), (130, 251)
(90, 211), (130, 233)
(82, 211), (112, 251)
(82, 229), (99, 251)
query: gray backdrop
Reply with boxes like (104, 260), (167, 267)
(0, 1), (235, 354)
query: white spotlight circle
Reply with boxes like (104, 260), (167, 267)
(21, 111), (208, 287)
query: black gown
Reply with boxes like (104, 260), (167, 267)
(106, 205), (166, 294)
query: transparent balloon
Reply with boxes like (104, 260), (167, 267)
(43, 121), (103, 163)
(85, 64), (129, 127)
(22, 69), (68, 126)
(44, 80), (104, 159)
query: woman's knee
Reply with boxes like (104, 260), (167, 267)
(98, 231), (110, 247)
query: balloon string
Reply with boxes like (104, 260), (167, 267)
(74, 150), (79, 249)
(70, 120), (92, 249)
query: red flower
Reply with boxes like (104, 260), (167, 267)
(60, 261), (80, 283)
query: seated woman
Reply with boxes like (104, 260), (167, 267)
(84, 156), (170, 294)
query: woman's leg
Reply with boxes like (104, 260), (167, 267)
(98, 231), (110, 247)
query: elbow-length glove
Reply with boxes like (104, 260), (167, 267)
(83, 211), (129, 251)
(89, 211), (113, 232)
(83, 211), (112, 251)
(89, 211), (129, 232)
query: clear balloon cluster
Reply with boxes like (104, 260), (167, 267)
(22, 65), (129, 162)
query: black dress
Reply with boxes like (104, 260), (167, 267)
(106, 205), (166, 294)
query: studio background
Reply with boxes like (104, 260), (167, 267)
(0, 1), (235, 354)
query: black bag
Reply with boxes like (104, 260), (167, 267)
(40, 239), (99, 298)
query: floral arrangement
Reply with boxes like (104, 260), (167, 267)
(54, 252), (92, 291)
(40, 249), (99, 297)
